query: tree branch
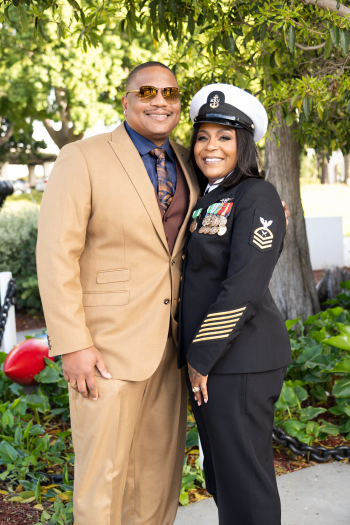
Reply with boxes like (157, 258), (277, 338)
(0, 121), (14, 147)
(295, 42), (326, 50)
(302, 0), (350, 17)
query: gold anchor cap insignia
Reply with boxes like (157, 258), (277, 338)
(210, 94), (220, 109)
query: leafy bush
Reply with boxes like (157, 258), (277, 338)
(0, 205), (42, 314)
(0, 342), (73, 524)
(274, 281), (350, 444)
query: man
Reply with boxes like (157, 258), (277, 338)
(37, 61), (199, 525)
(37, 61), (290, 525)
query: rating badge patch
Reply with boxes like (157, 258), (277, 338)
(249, 208), (277, 252)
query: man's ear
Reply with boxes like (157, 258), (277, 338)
(121, 95), (128, 114)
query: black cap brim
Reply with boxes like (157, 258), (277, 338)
(194, 113), (254, 135)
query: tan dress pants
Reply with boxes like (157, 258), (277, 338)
(69, 337), (187, 525)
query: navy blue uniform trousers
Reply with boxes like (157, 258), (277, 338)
(187, 366), (287, 525)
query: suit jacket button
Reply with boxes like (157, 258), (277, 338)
(171, 260), (175, 265)
(164, 299), (170, 305)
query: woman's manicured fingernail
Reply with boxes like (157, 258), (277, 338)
(204, 399), (207, 403)
(194, 396), (197, 401)
(198, 402), (201, 406)
(92, 397), (98, 401)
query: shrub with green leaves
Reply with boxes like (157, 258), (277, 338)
(0, 345), (73, 523)
(275, 281), (350, 444)
(0, 204), (42, 314)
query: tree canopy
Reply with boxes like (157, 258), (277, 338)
(0, 0), (350, 152)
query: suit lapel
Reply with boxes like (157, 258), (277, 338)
(109, 124), (169, 254)
(170, 140), (200, 258)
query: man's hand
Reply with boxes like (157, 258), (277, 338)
(281, 201), (290, 226)
(188, 363), (208, 406)
(62, 346), (111, 401)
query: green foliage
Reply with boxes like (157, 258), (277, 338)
(1, 1), (350, 152)
(0, 118), (47, 164)
(0, 205), (41, 314)
(274, 283), (350, 444)
(0, 349), (73, 522)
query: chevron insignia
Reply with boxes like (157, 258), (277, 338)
(250, 209), (277, 252)
(253, 217), (274, 250)
(193, 307), (246, 343)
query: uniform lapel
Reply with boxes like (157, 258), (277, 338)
(170, 140), (200, 258)
(195, 185), (228, 211)
(109, 124), (169, 254)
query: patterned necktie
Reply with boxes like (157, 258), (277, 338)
(151, 148), (174, 213)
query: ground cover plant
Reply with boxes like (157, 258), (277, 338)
(275, 281), (350, 445)
(0, 283), (350, 519)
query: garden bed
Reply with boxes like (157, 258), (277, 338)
(1, 282), (350, 521)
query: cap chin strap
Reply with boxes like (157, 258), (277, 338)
(194, 113), (254, 136)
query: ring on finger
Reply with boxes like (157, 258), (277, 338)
(192, 386), (201, 392)
(70, 382), (77, 388)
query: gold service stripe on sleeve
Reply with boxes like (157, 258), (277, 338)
(207, 307), (246, 317)
(199, 323), (236, 333)
(201, 318), (241, 327)
(195, 329), (233, 339)
(202, 314), (242, 325)
(253, 239), (272, 250)
(193, 335), (229, 343)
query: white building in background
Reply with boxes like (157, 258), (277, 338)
(328, 150), (345, 184)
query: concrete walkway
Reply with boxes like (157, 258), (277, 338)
(174, 463), (350, 525)
(16, 328), (46, 344)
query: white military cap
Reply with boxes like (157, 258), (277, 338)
(190, 83), (268, 142)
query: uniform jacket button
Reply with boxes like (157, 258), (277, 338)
(164, 299), (170, 305)
(182, 254), (185, 260)
(180, 276), (183, 281)
(178, 298), (181, 303)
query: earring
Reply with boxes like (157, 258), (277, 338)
(123, 110), (126, 115)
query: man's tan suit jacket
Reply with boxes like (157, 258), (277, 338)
(36, 123), (200, 381)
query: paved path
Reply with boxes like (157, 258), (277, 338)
(174, 463), (350, 525)
(16, 328), (46, 344)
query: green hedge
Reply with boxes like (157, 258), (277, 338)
(0, 205), (42, 314)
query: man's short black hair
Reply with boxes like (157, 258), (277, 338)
(126, 62), (176, 91)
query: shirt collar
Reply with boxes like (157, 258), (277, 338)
(125, 121), (175, 161)
(204, 170), (235, 195)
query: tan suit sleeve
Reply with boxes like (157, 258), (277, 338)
(36, 143), (94, 356)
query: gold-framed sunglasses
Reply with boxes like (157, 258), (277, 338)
(126, 86), (181, 104)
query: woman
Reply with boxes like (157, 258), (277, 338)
(177, 84), (293, 525)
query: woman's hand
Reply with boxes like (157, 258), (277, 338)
(188, 363), (208, 406)
(281, 201), (290, 226)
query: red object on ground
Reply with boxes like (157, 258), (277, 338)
(3, 338), (54, 386)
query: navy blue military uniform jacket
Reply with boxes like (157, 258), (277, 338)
(178, 177), (293, 376)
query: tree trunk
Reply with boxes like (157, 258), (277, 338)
(321, 155), (329, 184)
(265, 112), (320, 320)
(43, 87), (84, 149)
(28, 165), (36, 187)
(0, 120), (14, 147)
(43, 119), (84, 149)
(345, 153), (350, 185)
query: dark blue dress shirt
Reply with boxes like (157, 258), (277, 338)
(125, 121), (177, 194)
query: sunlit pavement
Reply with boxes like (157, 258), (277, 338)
(174, 463), (350, 525)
